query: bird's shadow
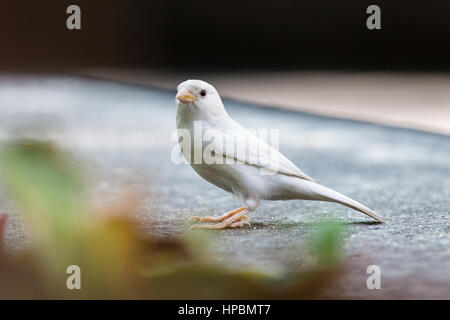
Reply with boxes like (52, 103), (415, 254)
(344, 221), (383, 226)
(249, 220), (383, 230)
(187, 219), (383, 232)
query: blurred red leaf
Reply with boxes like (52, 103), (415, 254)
(0, 214), (7, 248)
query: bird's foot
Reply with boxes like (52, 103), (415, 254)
(190, 207), (250, 230)
(188, 206), (248, 223)
(189, 214), (250, 223)
(190, 220), (251, 230)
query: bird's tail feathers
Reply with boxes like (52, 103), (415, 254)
(306, 182), (384, 222)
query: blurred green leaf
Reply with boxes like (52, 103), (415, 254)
(0, 140), (87, 274)
(309, 221), (344, 267)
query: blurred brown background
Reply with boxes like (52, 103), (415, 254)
(1, 0), (450, 133)
(1, 0), (449, 71)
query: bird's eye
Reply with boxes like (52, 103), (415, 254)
(200, 90), (207, 97)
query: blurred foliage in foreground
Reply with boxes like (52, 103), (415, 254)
(0, 141), (344, 299)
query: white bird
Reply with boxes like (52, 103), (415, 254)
(175, 79), (384, 229)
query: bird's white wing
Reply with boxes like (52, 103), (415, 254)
(206, 124), (319, 183)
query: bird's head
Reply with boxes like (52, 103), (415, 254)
(176, 80), (227, 119)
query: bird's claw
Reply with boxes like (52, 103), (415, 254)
(188, 206), (250, 230)
(188, 214), (250, 223)
(230, 220), (251, 228)
(189, 215), (223, 222)
(190, 220), (251, 230)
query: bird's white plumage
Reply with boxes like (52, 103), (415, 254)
(207, 120), (319, 183)
(176, 79), (384, 222)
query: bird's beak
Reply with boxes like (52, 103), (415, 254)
(176, 89), (195, 103)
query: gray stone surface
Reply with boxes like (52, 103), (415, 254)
(0, 75), (449, 298)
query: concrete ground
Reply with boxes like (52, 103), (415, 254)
(0, 75), (449, 298)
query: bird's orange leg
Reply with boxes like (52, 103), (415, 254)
(190, 208), (250, 230)
(189, 206), (249, 223)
